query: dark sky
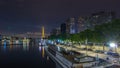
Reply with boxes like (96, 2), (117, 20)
(0, 0), (120, 33)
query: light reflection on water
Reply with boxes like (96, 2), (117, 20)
(0, 43), (62, 68)
(0, 44), (56, 68)
(0, 42), (30, 52)
(39, 46), (42, 51)
(42, 46), (45, 58)
(39, 46), (45, 58)
(0, 45), (23, 52)
(23, 44), (29, 51)
(3, 43), (7, 51)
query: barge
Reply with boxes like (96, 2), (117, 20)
(45, 45), (97, 68)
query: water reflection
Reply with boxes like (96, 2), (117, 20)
(23, 38), (29, 51)
(9, 44), (13, 51)
(0, 43), (58, 68)
(23, 43), (29, 51)
(39, 46), (45, 58)
(42, 46), (45, 58)
(3, 42), (7, 51)
(47, 56), (49, 60)
(38, 46), (63, 68)
(39, 46), (42, 51)
(0, 44), (29, 52)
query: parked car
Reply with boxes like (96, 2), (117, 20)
(106, 52), (119, 57)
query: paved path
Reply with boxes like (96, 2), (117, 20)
(57, 44), (120, 65)
(57, 45), (116, 67)
(57, 45), (107, 60)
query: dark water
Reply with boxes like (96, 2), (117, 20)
(0, 44), (58, 68)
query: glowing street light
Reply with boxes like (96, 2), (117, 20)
(109, 43), (117, 48)
(109, 42), (117, 52)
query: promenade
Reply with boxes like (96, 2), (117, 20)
(57, 44), (120, 66)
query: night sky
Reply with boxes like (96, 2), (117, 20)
(0, 0), (120, 33)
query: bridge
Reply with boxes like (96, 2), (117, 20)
(0, 26), (49, 39)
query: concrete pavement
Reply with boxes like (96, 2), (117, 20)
(57, 44), (120, 65)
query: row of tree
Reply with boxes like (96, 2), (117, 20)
(48, 19), (120, 44)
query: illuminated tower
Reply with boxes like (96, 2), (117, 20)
(41, 26), (45, 39)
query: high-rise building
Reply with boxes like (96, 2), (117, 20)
(60, 23), (66, 34)
(77, 16), (91, 33)
(89, 11), (115, 28)
(66, 17), (76, 34)
(56, 28), (61, 35)
(77, 17), (86, 33)
(76, 11), (115, 33)
(50, 28), (60, 36)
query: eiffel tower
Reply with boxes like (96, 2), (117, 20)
(41, 26), (45, 39)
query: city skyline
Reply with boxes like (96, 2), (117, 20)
(0, 0), (120, 33)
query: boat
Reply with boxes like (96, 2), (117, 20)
(45, 45), (97, 68)
(45, 45), (72, 68)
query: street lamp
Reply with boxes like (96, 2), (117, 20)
(85, 38), (88, 56)
(109, 42), (119, 64)
(110, 43), (116, 47)
(109, 42), (117, 52)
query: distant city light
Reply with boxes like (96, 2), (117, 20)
(16, 40), (19, 44)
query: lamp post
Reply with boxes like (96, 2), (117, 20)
(109, 42), (119, 64)
(85, 38), (88, 56)
(109, 42), (117, 53)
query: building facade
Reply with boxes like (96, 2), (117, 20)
(60, 23), (66, 34)
(77, 11), (115, 32)
(66, 17), (76, 34)
(51, 28), (61, 36)
(89, 11), (115, 28)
